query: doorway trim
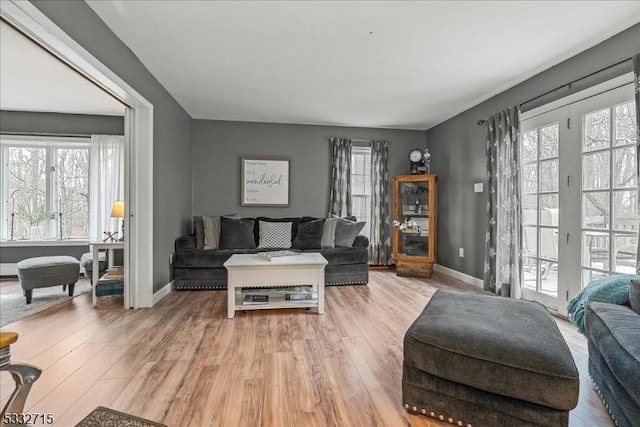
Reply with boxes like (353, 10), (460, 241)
(1, 0), (155, 308)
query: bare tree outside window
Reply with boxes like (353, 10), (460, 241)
(2, 140), (90, 240)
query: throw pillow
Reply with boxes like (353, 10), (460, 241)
(258, 220), (292, 249)
(334, 217), (366, 247)
(219, 217), (256, 249)
(321, 217), (338, 248)
(292, 219), (325, 250)
(203, 216), (222, 249)
(193, 216), (205, 249)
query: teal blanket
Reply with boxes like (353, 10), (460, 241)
(567, 274), (635, 335)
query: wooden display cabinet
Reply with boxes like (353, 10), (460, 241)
(392, 174), (437, 278)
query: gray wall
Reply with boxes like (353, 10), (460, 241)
(192, 120), (425, 218)
(0, 110), (124, 135)
(426, 23), (640, 280)
(31, 0), (193, 292)
(0, 110), (124, 267)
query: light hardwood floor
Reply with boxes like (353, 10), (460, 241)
(0, 271), (612, 427)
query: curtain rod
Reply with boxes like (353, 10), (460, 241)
(1, 131), (92, 138)
(477, 57), (632, 126)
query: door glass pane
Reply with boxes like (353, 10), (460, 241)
(7, 146), (48, 240)
(613, 190), (638, 232)
(540, 228), (558, 261)
(540, 260), (558, 295)
(523, 258), (538, 289)
(523, 226), (537, 255)
(539, 159), (558, 192)
(539, 194), (558, 226)
(398, 233), (428, 257)
(540, 124), (559, 159)
(583, 108), (610, 152)
(521, 130), (538, 162)
(583, 232), (609, 270)
(583, 192), (609, 229)
(582, 269), (608, 288)
(612, 146), (637, 188)
(583, 151), (610, 190)
(522, 195), (537, 224)
(522, 164), (538, 194)
(614, 234), (637, 274)
(615, 101), (637, 146)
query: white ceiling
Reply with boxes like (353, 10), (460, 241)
(0, 21), (124, 116)
(87, 1), (639, 130)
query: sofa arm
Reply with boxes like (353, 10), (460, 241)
(353, 235), (369, 248)
(175, 235), (196, 251)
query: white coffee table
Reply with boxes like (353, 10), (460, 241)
(223, 253), (328, 318)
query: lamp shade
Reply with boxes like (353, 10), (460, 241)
(110, 201), (125, 218)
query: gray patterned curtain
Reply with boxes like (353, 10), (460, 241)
(484, 106), (522, 298)
(328, 137), (352, 216)
(369, 141), (391, 265)
(634, 54), (640, 275)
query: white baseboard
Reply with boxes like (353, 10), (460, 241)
(0, 263), (17, 276)
(434, 264), (484, 289)
(153, 280), (173, 305)
(1, 262), (86, 276)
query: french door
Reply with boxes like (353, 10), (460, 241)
(520, 80), (636, 315)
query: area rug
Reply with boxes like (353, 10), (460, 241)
(75, 406), (167, 427)
(0, 280), (92, 327)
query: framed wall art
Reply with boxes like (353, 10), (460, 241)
(241, 157), (290, 206)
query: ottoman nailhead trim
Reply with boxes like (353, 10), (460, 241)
(420, 409), (426, 414)
(457, 422), (463, 426)
(404, 404), (409, 409)
(412, 406), (417, 411)
(429, 412), (435, 417)
(448, 418), (453, 423)
(439, 415), (444, 420)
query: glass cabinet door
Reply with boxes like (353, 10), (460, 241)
(397, 180), (430, 257)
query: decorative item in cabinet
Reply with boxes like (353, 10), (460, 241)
(392, 174), (437, 278)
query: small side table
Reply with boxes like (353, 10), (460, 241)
(89, 241), (124, 307)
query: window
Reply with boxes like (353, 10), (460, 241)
(351, 146), (371, 238)
(1, 137), (90, 240)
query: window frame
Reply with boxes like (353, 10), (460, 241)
(1, 135), (91, 241)
(351, 145), (372, 238)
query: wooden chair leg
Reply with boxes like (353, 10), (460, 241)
(24, 290), (32, 305)
(68, 283), (75, 297)
(63, 284), (67, 292)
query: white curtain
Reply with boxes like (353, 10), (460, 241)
(89, 135), (125, 242)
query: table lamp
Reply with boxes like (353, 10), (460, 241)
(110, 201), (125, 241)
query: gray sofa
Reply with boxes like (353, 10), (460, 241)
(584, 279), (640, 427)
(172, 216), (369, 290)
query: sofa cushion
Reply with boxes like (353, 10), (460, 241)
(257, 220), (292, 249)
(316, 247), (368, 265)
(193, 216), (205, 249)
(292, 219), (325, 250)
(219, 217), (256, 249)
(404, 290), (579, 410)
(585, 302), (640, 409)
(334, 217), (366, 247)
(174, 249), (259, 268)
(630, 278), (640, 315)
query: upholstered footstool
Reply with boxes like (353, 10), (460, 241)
(17, 256), (80, 304)
(80, 252), (107, 284)
(403, 290), (579, 427)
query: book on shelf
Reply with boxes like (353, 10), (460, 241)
(257, 250), (299, 261)
(243, 294), (269, 305)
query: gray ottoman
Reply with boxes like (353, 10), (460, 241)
(80, 252), (107, 284)
(403, 290), (579, 427)
(17, 256), (80, 304)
